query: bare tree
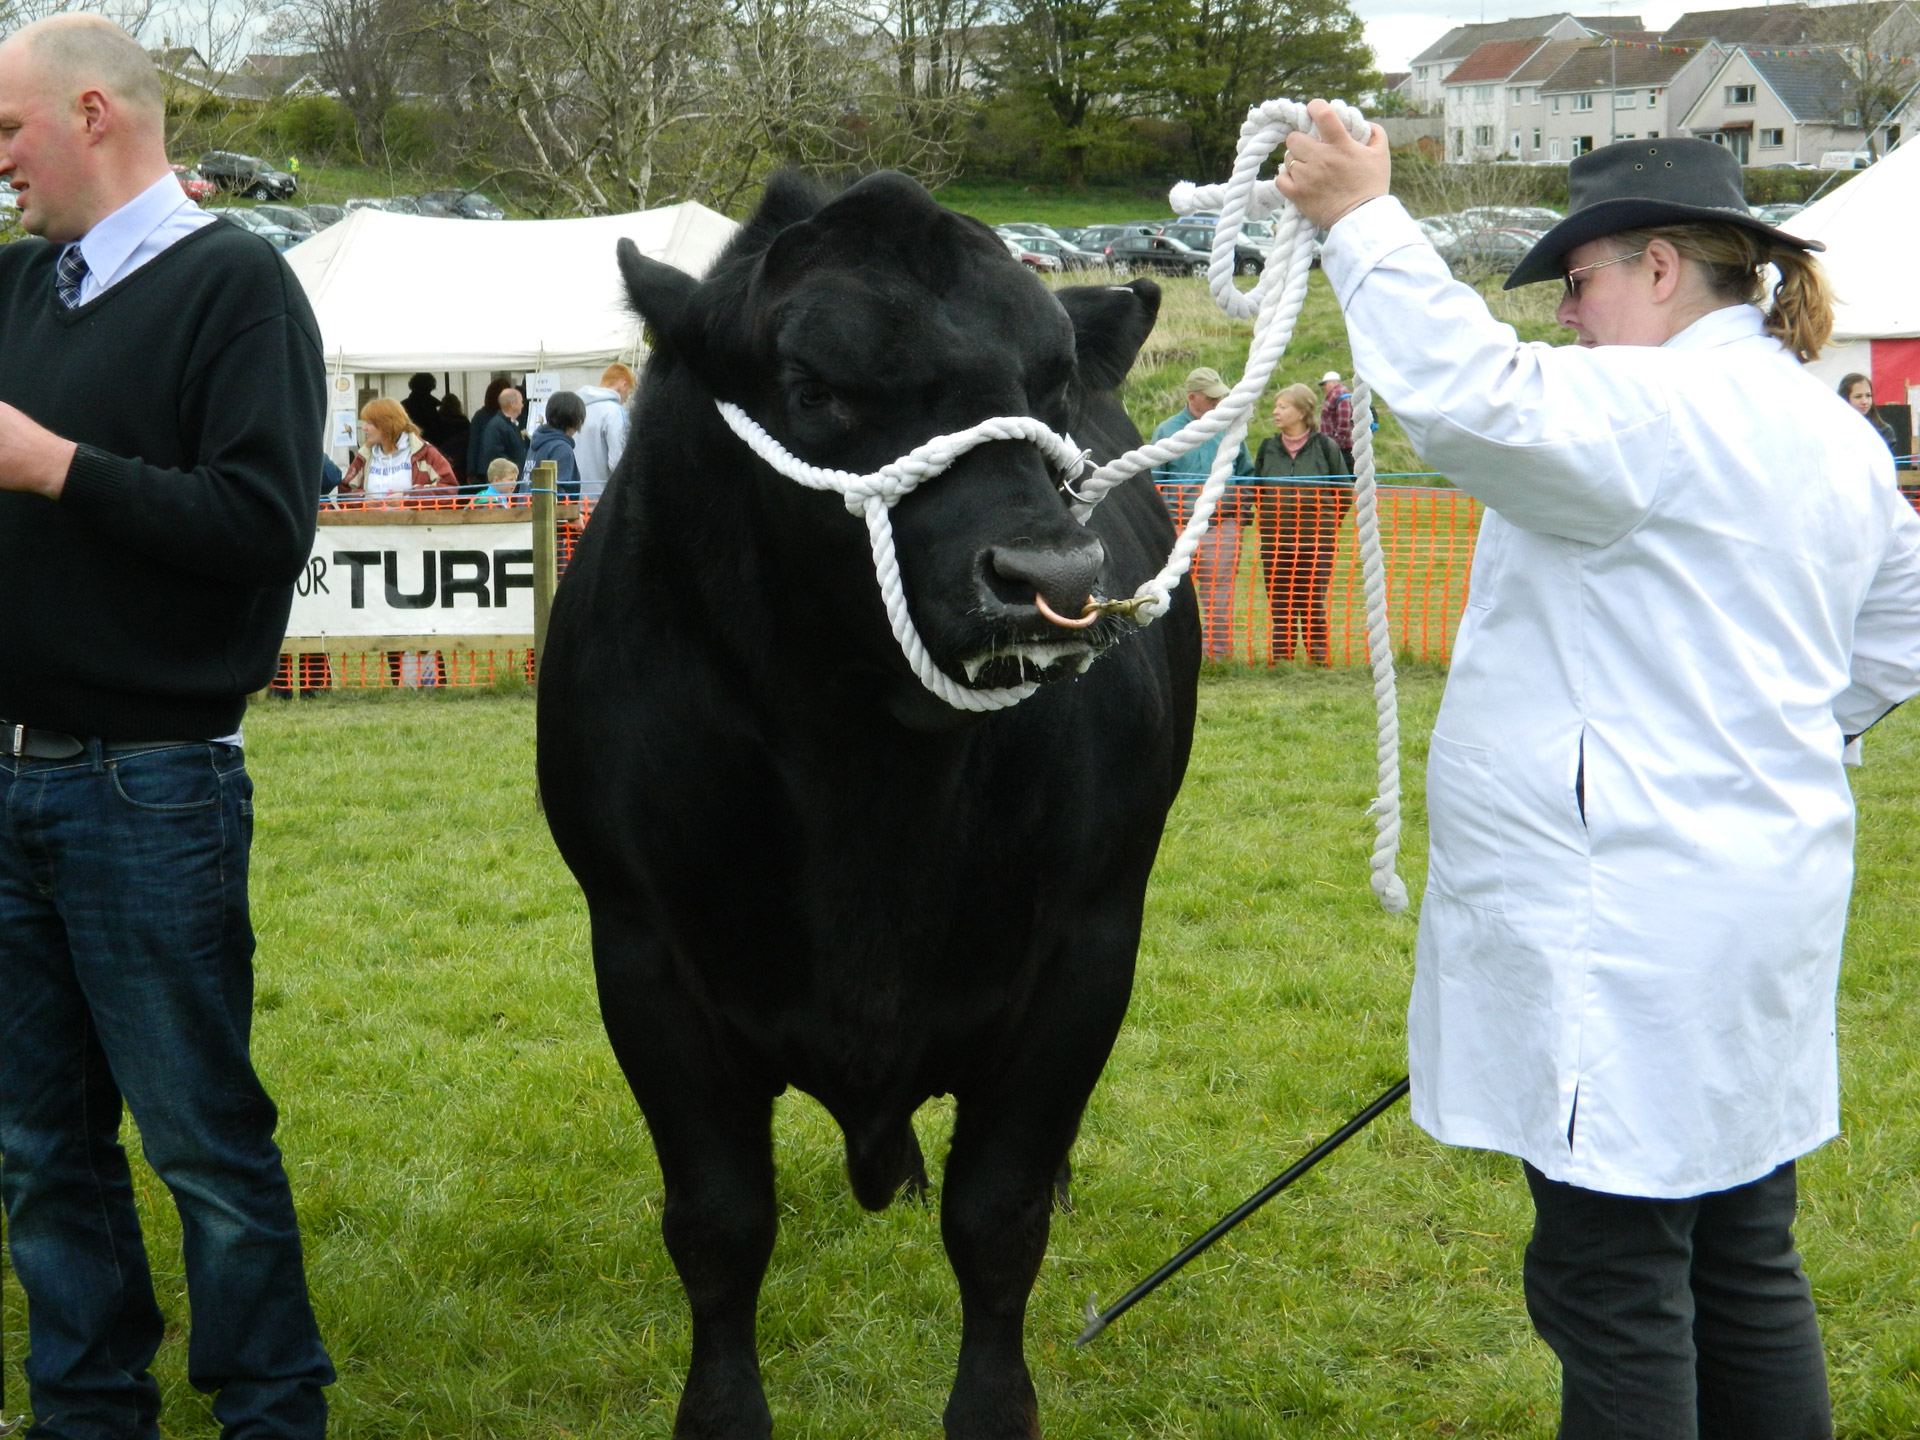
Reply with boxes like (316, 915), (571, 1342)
(271, 0), (425, 160)
(1812, 0), (1920, 158)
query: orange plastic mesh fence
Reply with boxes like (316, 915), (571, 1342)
(274, 481), (1920, 691)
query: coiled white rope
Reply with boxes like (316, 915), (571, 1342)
(714, 94), (1407, 909)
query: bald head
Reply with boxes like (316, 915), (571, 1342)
(0, 14), (172, 242)
(9, 15), (163, 126)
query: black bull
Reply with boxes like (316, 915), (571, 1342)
(537, 171), (1201, 1438)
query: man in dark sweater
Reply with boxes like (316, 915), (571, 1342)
(0, 16), (334, 1439)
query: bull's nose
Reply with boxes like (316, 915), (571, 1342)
(987, 538), (1106, 616)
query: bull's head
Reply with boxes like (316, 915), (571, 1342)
(616, 171), (1161, 714)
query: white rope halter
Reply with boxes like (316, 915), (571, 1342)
(715, 95), (1408, 911)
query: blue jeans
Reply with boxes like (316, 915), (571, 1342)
(0, 742), (333, 1439)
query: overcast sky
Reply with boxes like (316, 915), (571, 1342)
(1361, 0), (1694, 72)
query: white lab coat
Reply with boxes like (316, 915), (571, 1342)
(1323, 198), (1920, 1198)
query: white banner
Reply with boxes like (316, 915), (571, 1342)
(287, 522), (536, 639)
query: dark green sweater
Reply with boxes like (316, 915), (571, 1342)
(0, 219), (324, 739)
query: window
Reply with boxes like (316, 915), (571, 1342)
(1415, 65), (1428, 79)
(1618, 132), (1635, 140)
(1550, 137), (1563, 159)
(1573, 135), (1595, 155)
(1452, 128), (1465, 158)
(1532, 127), (1543, 148)
(1573, 93), (1594, 111)
(1510, 132), (1522, 152)
(1843, 107), (1861, 125)
(1760, 127), (1784, 147)
(1647, 129), (1659, 138)
(1647, 88), (1660, 106)
(1508, 86), (1523, 103)
(1726, 84), (1755, 104)
(1474, 84), (1495, 101)
(1551, 94), (1562, 112)
(1532, 87), (1541, 104)
(1614, 90), (1634, 108)
(1474, 125), (1494, 146)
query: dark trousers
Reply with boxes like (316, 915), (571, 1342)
(1524, 1160), (1832, 1440)
(0, 743), (333, 1439)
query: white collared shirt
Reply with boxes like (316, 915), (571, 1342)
(1324, 196), (1920, 1199)
(60, 170), (215, 304)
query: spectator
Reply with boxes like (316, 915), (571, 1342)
(1839, 372), (1898, 457)
(1254, 382), (1352, 665)
(1151, 366), (1255, 659)
(1319, 369), (1355, 471)
(473, 385), (529, 486)
(522, 389), (585, 496)
(575, 361), (635, 501)
(340, 397), (457, 497)
(320, 451), (342, 500)
(401, 370), (438, 436)
(466, 375), (514, 487)
(434, 392), (471, 482)
(471, 456), (520, 506)
(0, 16), (335, 1436)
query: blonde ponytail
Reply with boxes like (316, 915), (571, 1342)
(1607, 223), (1835, 363)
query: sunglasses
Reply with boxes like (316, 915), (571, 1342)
(1563, 249), (1647, 301)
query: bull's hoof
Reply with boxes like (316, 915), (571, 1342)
(1051, 1159), (1073, 1214)
(942, 1383), (1041, 1440)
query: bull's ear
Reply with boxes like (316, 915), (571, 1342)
(1056, 278), (1162, 391)
(617, 238), (697, 346)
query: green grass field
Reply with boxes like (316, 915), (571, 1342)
(6, 674), (1915, 1438)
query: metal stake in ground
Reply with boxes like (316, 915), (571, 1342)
(1074, 1076), (1410, 1347)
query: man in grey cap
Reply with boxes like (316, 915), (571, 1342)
(1150, 367), (1254, 658)
(1279, 110), (1920, 1438)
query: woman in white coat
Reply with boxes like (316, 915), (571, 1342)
(1278, 115), (1920, 1438)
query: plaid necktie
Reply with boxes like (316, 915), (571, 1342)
(54, 245), (89, 308)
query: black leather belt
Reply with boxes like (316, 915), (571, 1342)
(4, 723), (193, 761)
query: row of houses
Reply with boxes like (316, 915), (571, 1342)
(1401, 4), (1920, 165)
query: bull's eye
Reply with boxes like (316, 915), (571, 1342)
(795, 382), (834, 411)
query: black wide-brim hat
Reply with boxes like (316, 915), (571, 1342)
(1504, 136), (1824, 289)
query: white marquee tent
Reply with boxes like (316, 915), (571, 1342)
(1788, 141), (1920, 426)
(287, 201), (740, 374)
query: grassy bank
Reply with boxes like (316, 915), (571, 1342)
(6, 674), (1915, 1437)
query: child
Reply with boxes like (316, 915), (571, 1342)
(471, 456), (520, 506)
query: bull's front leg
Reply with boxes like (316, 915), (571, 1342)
(939, 916), (1137, 1439)
(593, 918), (778, 1440)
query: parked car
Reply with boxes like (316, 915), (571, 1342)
(1434, 225), (1547, 274)
(416, 189), (507, 220)
(1818, 149), (1873, 170)
(1750, 202), (1806, 225)
(251, 203), (317, 237)
(996, 222), (1068, 243)
(304, 203), (346, 228)
(1001, 235), (1062, 272)
(198, 150), (298, 200)
(1103, 231), (1212, 278)
(1158, 222), (1265, 275)
(1051, 225), (1087, 245)
(208, 207), (301, 251)
(170, 163), (216, 203)
(1456, 204), (1563, 229)
(1075, 221), (1157, 251)
(1008, 233), (1104, 270)
(344, 195), (422, 215)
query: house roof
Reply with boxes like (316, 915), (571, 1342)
(1666, 2), (1919, 46)
(1446, 39), (1551, 86)
(1509, 37), (1589, 85)
(1746, 48), (1862, 122)
(1411, 11), (1651, 68)
(1538, 39), (1702, 91)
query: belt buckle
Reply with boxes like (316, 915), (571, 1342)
(8, 724), (23, 759)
